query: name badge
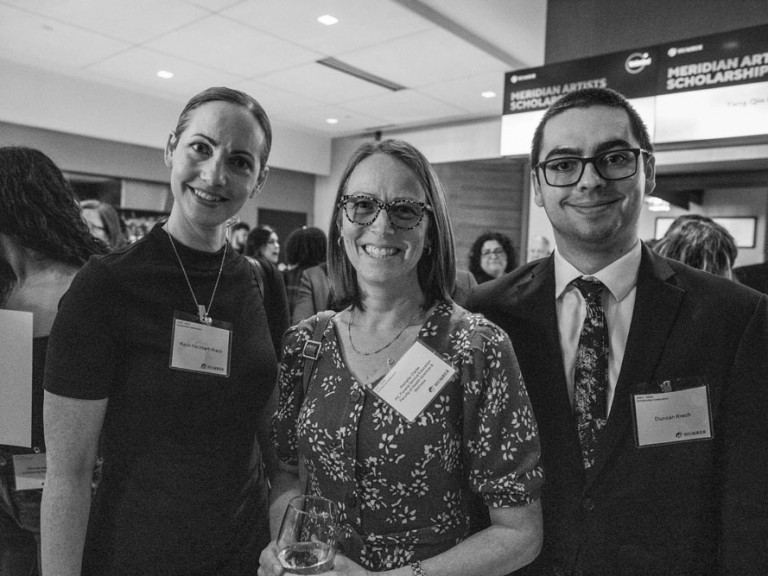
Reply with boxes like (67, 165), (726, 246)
(13, 453), (46, 491)
(373, 340), (456, 423)
(170, 311), (232, 377)
(632, 385), (713, 447)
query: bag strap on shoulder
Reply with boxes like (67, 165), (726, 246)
(245, 255), (265, 299)
(301, 310), (335, 395)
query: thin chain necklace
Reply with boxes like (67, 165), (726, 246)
(164, 227), (227, 325)
(347, 307), (422, 356)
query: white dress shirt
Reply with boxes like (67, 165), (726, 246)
(554, 241), (642, 415)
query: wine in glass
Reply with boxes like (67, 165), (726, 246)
(277, 495), (339, 575)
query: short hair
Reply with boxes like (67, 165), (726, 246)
(231, 221), (251, 233)
(531, 87), (654, 166)
(285, 226), (327, 268)
(0, 146), (108, 267)
(653, 215), (737, 278)
(245, 225), (276, 257)
(468, 231), (517, 279)
(174, 87), (272, 175)
(80, 199), (127, 250)
(327, 139), (456, 311)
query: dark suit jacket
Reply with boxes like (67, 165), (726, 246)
(468, 244), (768, 576)
(734, 262), (768, 295)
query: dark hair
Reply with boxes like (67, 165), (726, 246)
(231, 221), (251, 233)
(174, 87), (272, 174)
(0, 258), (15, 307)
(531, 87), (654, 167)
(245, 225), (276, 258)
(80, 199), (127, 250)
(653, 215), (737, 278)
(468, 231), (517, 280)
(0, 147), (108, 267)
(285, 226), (327, 268)
(327, 139), (456, 311)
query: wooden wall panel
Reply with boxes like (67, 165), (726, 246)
(434, 157), (529, 270)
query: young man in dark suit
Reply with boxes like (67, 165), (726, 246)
(468, 87), (768, 575)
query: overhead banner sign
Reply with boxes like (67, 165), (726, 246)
(501, 23), (768, 156)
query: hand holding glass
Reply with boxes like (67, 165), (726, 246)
(277, 495), (339, 575)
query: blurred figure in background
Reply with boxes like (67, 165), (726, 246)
(468, 231), (516, 284)
(734, 261), (768, 294)
(1, 146), (107, 576)
(527, 235), (551, 262)
(653, 214), (737, 279)
(229, 221), (250, 254)
(282, 226), (327, 321)
(80, 199), (128, 251)
(246, 224), (280, 265)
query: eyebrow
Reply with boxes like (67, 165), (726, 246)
(542, 138), (635, 161)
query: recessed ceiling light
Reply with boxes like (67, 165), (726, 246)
(326, 118), (339, 124)
(157, 70), (174, 79)
(481, 91), (497, 99)
(317, 14), (338, 25)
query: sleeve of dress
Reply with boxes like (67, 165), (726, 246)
(461, 318), (543, 508)
(44, 257), (121, 400)
(272, 320), (314, 467)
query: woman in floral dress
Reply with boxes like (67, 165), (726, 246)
(260, 139), (543, 576)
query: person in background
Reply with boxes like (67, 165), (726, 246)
(261, 139), (543, 576)
(246, 224), (280, 266)
(0, 146), (107, 576)
(468, 87), (768, 575)
(42, 87), (285, 576)
(291, 261), (332, 324)
(653, 214), (737, 279)
(468, 231), (516, 283)
(80, 199), (128, 250)
(734, 260), (768, 294)
(527, 235), (551, 262)
(229, 221), (250, 254)
(282, 226), (327, 320)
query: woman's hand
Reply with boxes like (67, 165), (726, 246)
(258, 540), (285, 576)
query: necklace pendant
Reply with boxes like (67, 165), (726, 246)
(387, 358), (395, 368)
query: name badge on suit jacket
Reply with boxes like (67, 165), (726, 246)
(631, 377), (713, 447)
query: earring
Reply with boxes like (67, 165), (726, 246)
(337, 237), (343, 247)
(424, 245), (432, 256)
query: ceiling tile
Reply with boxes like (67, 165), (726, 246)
(340, 28), (510, 88)
(222, 0), (434, 55)
(257, 63), (390, 105)
(228, 78), (327, 117)
(272, 102), (388, 136)
(1, 0), (209, 44)
(0, 4), (129, 69)
(84, 46), (245, 100)
(418, 72), (506, 116)
(145, 13), (321, 77)
(340, 90), (467, 127)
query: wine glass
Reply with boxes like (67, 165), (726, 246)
(277, 495), (340, 575)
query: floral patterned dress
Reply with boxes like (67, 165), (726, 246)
(273, 301), (543, 571)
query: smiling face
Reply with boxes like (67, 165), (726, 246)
(480, 239), (507, 278)
(532, 105), (655, 265)
(164, 101), (268, 244)
(341, 153), (429, 295)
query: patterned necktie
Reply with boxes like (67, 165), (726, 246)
(572, 277), (609, 470)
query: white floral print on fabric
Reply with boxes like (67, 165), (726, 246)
(272, 301), (543, 571)
(572, 277), (609, 469)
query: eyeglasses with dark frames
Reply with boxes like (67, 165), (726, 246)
(339, 195), (432, 230)
(534, 148), (653, 187)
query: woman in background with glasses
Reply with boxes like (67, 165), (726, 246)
(468, 231), (517, 284)
(260, 139), (543, 576)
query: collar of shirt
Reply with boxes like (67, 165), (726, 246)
(554, 241), (642, 302)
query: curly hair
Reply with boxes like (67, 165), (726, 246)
(327, 139), (456, 311)
(0, 147), (108, 267)
(654, 215), (737, 279)
(468, 231), (517, 282)
(284, 226), (327, 268)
